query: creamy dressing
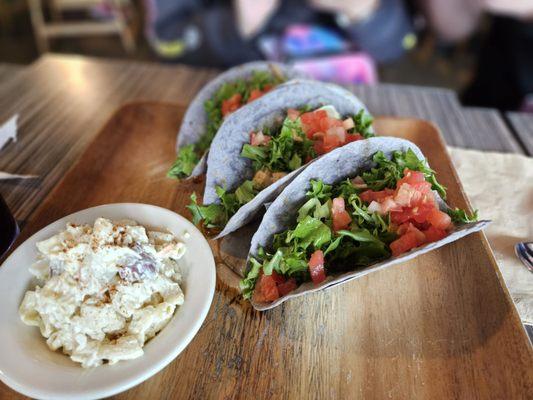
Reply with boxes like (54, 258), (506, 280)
(19, 218), (186, 368)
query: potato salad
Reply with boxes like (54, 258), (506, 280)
(19, 218), (186, 368)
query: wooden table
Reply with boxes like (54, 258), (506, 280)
(0, 54), (531, 399)
(506, 112), (533, 156)
(0, 63), (22, 91)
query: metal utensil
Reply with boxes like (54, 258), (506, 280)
(515, 242), (533, 273)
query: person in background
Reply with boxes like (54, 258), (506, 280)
(421, 0), (533, 111)
(144, 0), (414, 68)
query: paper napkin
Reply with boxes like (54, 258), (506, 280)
(0, 115), (38, 180)
(449, 147), (533, 324)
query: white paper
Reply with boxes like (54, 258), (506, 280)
(0, 114), (17, 150)
(449, 146), (533, 324)
(0, 114), (38, 180)
(0, 172), (38, 180)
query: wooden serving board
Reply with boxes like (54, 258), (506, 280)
(4, 102), (532, 399)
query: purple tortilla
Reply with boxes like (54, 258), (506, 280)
(204, 79), (373, 238)
(246, 137), (490, 311)
(177, 61), (306, 177)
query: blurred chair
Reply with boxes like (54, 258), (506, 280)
(0, 0), (27, 33)
(27, 0), (135, 53)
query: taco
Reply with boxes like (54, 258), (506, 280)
(187, 80), (374, 238)
(168, 61), (305, 179)
(240, 137), (489, 310)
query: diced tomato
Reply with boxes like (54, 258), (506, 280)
(427, 208), (452, 230)
(301, 109), (327, 125)
(345, 133), (364, 143)
(351, 175), (367, 189)
(396, 223), (410, 236)
(277, 278), (298, 296)
(410, 203), (435, 224)
(247, 89), (264, 103)
(380, 197), (402, 213)
(412, 187), (435, 209)
(322, 133), (342, 153)
(331, 197), (352, 231)
(253, 273), (280, 303)
(298, 108), (358, 155)
(390, 231), (419, 257)
(332, 197), (345, 213)
(390, 209), (408, 224)
(390, 205), (430, 225)
(386, 166), (449, 229)
(319, 114), (330, 132)
(300, 111), (315, 125)
(410, 180), (432, 191)
(391, 202), (432, 224)
(395, 173), (434, 210)
(301, 110), (330, 138)
(360, 189), (395, 203)
(314, 110), (328, 120)
(312, 131), (325, 140)
(313, 140), (326, 155)
(395, 183), (433, 207)
(411, 227), (426, 246)
(263, 84), (273, 92)
(397, 223), (426, 245)
(302, 124), (318, 139)
(308, 250), (326, 284)
(327, 126), (346, 143)
(319, 115), (342, 132)
(270, 270), (286, 285)
(287, 108), (300, 121)
(394, 183), (417, 207)
(423, 226), (448, 242)
(250, 131), (271, 146)
(221, 93), (242, 117)
(398, 169), (426, 186)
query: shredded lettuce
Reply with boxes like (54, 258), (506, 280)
(353, 109), (374, 138)
(286, 216), (332, 250)
(203, 71), (283, 153)
(188, 106), (375, 233)
(362, 149), (447, 198)
(169, 71), (284, 180)
(167, 144), (200, 179)
(187, 180), (258, 231)
(446, 207), (478, 223)
(239, 257), (262, 296)
(241, 109), (375, 175)
(235, 180), (257, 204)
(241, 149), (475, 299)
(241, 116), (315, 173)
(187, 193), (227, 229)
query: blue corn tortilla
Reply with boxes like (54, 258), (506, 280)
(203, 79), (374, 238)
(176, 61), (306, 178)
(245, 137), (490, 310)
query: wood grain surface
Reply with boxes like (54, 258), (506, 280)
(0, 63), (22, 87)
(461, 107), (526, 154)
(506, 112), (533, 156)
(0, 54), (218, 223)
(0, 54), (528, 230)
(349, 85), (525, 154)
(2, 102), (531, 400)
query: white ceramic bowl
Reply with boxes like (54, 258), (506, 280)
(0, 203), (216, 400)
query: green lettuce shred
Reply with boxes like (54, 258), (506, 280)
(241, 149), (475, 300)
(169, 71), (284, 180)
